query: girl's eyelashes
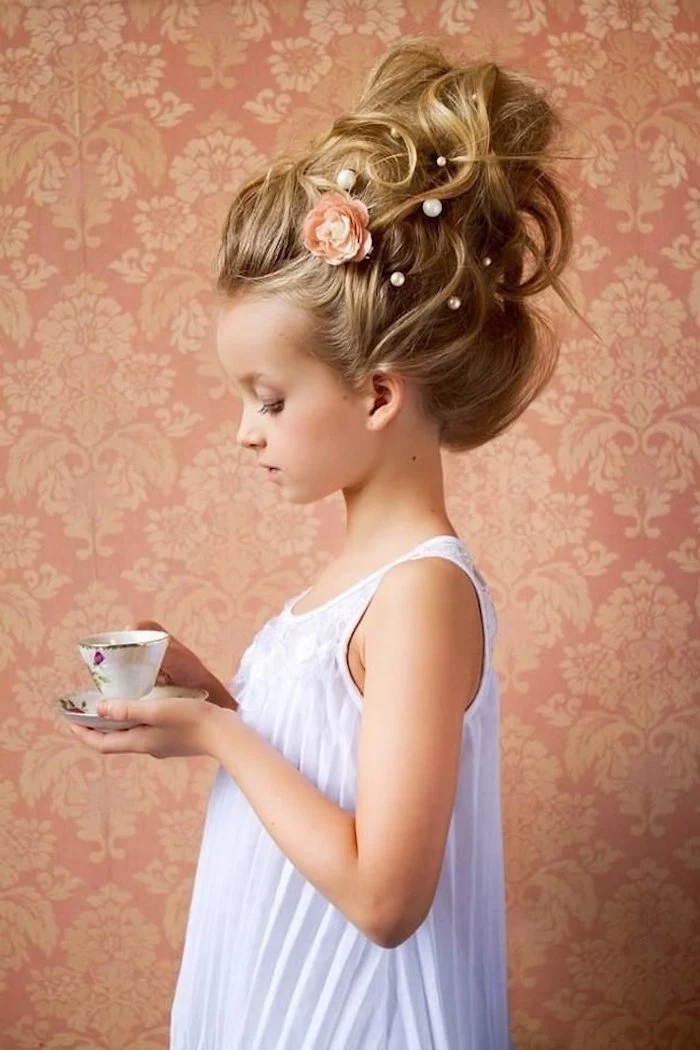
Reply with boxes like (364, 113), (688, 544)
(258, 400), (284, 415)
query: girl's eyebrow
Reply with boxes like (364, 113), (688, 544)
(230, 371), (286, 397)
(237, 370), (278, 385)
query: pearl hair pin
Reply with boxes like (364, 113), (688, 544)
(336, 168), (357, 190)
(309, 153), (495, 311)
(422, 198), (443, 217)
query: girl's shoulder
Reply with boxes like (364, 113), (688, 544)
(283, 533), (486, 619)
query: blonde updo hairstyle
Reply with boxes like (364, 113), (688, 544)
(216, 38), (580, 452)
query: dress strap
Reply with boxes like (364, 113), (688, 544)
(282, 534), (467, 621)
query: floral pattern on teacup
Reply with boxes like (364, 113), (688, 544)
(88, 651), (109, 690)
(59, 693), (88, 713)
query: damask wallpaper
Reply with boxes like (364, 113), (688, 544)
(0, 1), (698, 1048)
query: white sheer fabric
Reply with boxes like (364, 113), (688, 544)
(170, 535), (511, 1049)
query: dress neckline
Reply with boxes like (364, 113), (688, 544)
(284, 534), (466, 621)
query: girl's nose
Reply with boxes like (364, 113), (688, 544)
(236, 410), (265, 450)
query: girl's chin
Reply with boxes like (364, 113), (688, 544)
(283, 480), (338, 506)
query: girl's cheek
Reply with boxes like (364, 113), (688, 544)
(290, 398), (358, 448)
(292, 408), (330, 442)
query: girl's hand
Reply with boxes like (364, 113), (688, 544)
(139, 619), (238, 711)
(68, 693), (221, 759)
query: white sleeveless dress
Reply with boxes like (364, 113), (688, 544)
(170, 535), (511, 1050)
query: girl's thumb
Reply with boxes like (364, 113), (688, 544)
(136, 619), (166, 632)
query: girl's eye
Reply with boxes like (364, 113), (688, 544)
(258, 400), (284, 415)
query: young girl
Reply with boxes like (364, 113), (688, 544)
(71, 38), (576, 1050)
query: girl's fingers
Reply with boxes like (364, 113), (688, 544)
(96, 697), (140, 721)
(136, 619), (166, 631)
(69, 722), (150, 753)
(96, 697), (165, 725)
(68, 724), (119, 749)
(69, 724), (97, 742)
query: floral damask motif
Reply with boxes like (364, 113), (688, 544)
(268, 36), (333, 93)
(500, 716), (623, 991)
(170, 126), (267, 203)
(0, 40), (170, 248)
(438, 0), (478, 35)
(24, 0), (127, 53)
(112, 119), (268, 353)
(0, 46), (53, 104)
(560, 29), (697, 230)
(101, 41), (166, 98)
(0, 274), (191, 559)
(581, 0), (679, 41)
(660, 184), (700, 327)
(655, 31), (699, 88)
(0, 778), (82, 994)
(444, 433), (612, 694)
(135, 797), (215, 949)
(540, 255), (698, 538)
(304, 0), (406, 45)
(126, 422), (324, 633)
(545, 32), (608, 87)
(229, 0), (272, 42)
(547, 859), (700, 1049)
(22, 884), (175, 1044)
(537, 560), (698, 837)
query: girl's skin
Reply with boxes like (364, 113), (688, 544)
(70, 294), (484, 949)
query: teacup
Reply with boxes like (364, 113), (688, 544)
(78, 630), (169, 698)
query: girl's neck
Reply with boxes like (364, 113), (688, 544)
(340, 443), (455, 561)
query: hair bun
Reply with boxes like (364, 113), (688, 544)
(216, 38), (584, 452)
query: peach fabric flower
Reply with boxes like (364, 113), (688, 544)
(301, 191), (372, 265)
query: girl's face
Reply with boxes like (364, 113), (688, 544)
(215, 295), (377, 504)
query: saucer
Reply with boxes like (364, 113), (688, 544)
(58, 685), (209, 732)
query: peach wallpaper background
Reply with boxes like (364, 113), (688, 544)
(1, 1), (698, 1048)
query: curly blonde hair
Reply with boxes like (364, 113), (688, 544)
(215, 38), (583, 452)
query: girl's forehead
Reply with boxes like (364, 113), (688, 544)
(215, 296), (312, 379)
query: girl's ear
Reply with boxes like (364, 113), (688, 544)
(363, 369), (404, 431)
